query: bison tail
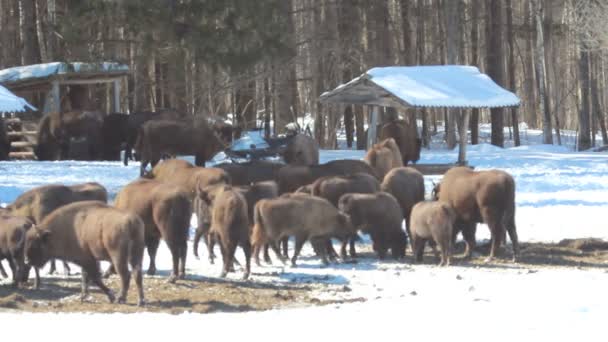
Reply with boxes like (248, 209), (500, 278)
(251, 201), (267, 248)
(127, 215), (146, 271)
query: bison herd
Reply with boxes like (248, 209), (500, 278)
(0, 115), (520, 308)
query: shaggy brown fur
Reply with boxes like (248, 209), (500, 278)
(252, 195), (355, 266)
(410, 201), (456, 266)
(112, 179), (191, 283)
(215, 160), (284, 186)
(35, 110), (104, 161)
(198, 185), (251, 279)
(24, 201), (145, 305)
(364, 138), (403, 179)
(148, 159), (231, 194)
(7, 182), (108, 276)
(276, 159), (379, 194)
(135, 118), (227, 176)
(282, 133), (320, 166)
(338, 192), (406, 260)
(434, 167), (519, 261)
(0, 214), (33, 285)
(379, 119), (421, 165)
(380, 167), (425, 235)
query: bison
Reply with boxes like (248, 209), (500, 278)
(135, 118), (227, 176)
(380, 167), (425, 235)
(282, 133), (319, 166)
(364, 138), (403, 180)
(24, 201), (145, 305)
(433, 166), (519, 261)
(215, 160), (284, 186)
(0, 214), (33, 286)
(100, 113), (130, 161)
(379, 119), (421, 165)
(197, 185), (251, 279)
(409, 201), (456, 266)
(276, 159), (379, 194)
(7, 182), (108, 276)
(112, 179), (191, 283)
(338, 192), (406, 260)
(251, 194), (355, 266)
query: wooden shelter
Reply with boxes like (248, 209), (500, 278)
(319, 65), (521, 174)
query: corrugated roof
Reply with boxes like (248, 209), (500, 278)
(0, 85), (36, 113)
(319, 65), (520, 109)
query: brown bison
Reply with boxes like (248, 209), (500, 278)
(0, 214), (33, 286)
(24, 201), (145, 305)
(276, 159), (378, 194)
(135, 118), (227, 176)
(35, 110), (104, 161)
(282, 133), (319, 166)
(7, 182), (108, 276)
(338, 192), (407, 260)
(112, 179), (191, 283)
(379, 119), (421, 165)
(197, 185), (251, 279)
(100, 113), (130, 161)
(194, 181), (279, 266)
(215, 160), (284, 186)
(148, 159), (231, 195)
(410, 201), (456, 266)
(380, 167), (425, 234)
(364, 138), (403, 180)
(123, 109), (186, 166)
(251, 194), (355, 266)
(433, 167), (519, 261)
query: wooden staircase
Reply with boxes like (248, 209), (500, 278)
(6, 117), (37, 160)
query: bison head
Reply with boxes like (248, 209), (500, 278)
(24, 228), (52, 269)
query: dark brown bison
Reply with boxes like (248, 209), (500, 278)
(0, 214), (33, 286)
(276, 159), (379, 194)
(251, 194), (355, 266)
(35, 110), (104, 161)
(364, 138), (403, 180)
(0, 118), (9, 160)
(215, 160), (284, 186)
(338, 192), (406, 260)
(100, 113), (129, 161)
(380, 167), (425, 234)
(7, 182), (108, 276)
(433, 167), (519, 261)
(123, 109), (186, 166)
(112, 179), (191, 283)
(135, 118), (227, 176)
(24, 201), (145, 305)
(282, 133), (319, 166)
(379, 119), (421, 165)
(410, 201), (456, 266)
(198, 185), (251, 279)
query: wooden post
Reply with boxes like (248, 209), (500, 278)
(367, 106), (378, 149)
(50, 80), (60, 113)
(113, 79), (121, 113)
(458, 110), (470, 165)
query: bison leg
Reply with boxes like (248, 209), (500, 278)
(6, 258), (18, 287)
(80, 270), (91, 302)
(112, 254), (131, 304)
(206, 231), (217, 265)
(280, 237), (289, 258)
(411, 237), (425, 263)
(220, 242), (237, 278)
(483, 209), (503, 262)
(324, 239), (339, 262)
(145, 236), (160, 276)
(48, 258), (57, 275)
(241, 240), (252, 280)
(505, 216), (520, 262)
(103, 265), (116, 278)
(192, 224), (207, 260)
(348, 234), (358, 258)
(88, 262), (115, 303)
(166, 241), (180, 283)
(62, 261), (71, 276)
(460, 222), (477, 259)
(291, 236), (306, 267)
(263, 244), (272, 264)
(179, 241), (187, 280)
(268, 240), (288, 265)
(310, 237), (330, 266)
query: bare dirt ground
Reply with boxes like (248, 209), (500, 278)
(1, 238), (606, 314)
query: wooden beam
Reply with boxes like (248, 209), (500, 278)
(58, 77), (123, 85)
(458, 110), (470, 164)
(367, 106), (378, 149)
(43, 80), (60, 114)
(113, 79), (121, 113)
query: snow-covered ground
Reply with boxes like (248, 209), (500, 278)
(1, 141), (608, 341)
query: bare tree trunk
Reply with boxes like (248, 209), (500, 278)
(524, 1), (538, 129)
(534, 0), (552, 144)
(470, 0), (480, 145)
(486, 0), (504, 147)
(417, 0), (430, 148)
(20, 0), (40, 65)
(445, 0), (459, 149)
(577, 43), (591, 151)
(506, 0), (520, 146)
(592, 53), (608, 145)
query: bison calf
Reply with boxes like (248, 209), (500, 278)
(410, 201), (455, 266)
(0, 215), (33, 286)
(338, 192), (406, 260)
(24, 201), (145, 306)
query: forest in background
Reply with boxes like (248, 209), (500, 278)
(0, 0), (607, 151)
